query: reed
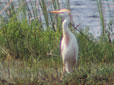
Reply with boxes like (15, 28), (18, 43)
(96, 0), (105, 35)
(0, 0), (64, 30)
(0, 0), (68, 59)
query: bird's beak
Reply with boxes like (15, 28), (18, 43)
(50, 10), (61, 14)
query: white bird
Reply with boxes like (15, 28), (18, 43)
(51, 9), (78, 78)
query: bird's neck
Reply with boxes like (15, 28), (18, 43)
(62, 16), (71, 36)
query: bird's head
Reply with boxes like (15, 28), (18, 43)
(51, 9), (71, 19)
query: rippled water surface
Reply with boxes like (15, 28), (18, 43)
(65, 0), (114, 37)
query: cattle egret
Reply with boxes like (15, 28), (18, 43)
(51, 9), (79, 78)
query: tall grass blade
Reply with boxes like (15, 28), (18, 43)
(97, 0), (105, 35)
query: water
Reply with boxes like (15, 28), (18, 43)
(61, 0), (114, 38)
(0, 0), (114, 38)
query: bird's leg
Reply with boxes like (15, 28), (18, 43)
(71, 59), (77, 72)
(60, 63), (66, 80)
(75, 60), (79, 69)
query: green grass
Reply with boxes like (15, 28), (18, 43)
(0, 57), (114, 85)
(0, 17), (114, 84)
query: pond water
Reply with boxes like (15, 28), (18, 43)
(60, 0), (114, 38)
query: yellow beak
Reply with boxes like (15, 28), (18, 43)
(50, 10), (61, 14)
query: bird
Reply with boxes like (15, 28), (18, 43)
(51, 9), (79, 78)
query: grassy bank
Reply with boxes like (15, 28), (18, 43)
(0, 18), (114, 85)
(0, 57), (114, 85)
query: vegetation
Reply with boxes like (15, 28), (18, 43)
(0, 0), (114, 85)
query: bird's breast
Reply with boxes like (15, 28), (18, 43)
(61, 33), (70, 53)
(64, 33), (70, 46)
